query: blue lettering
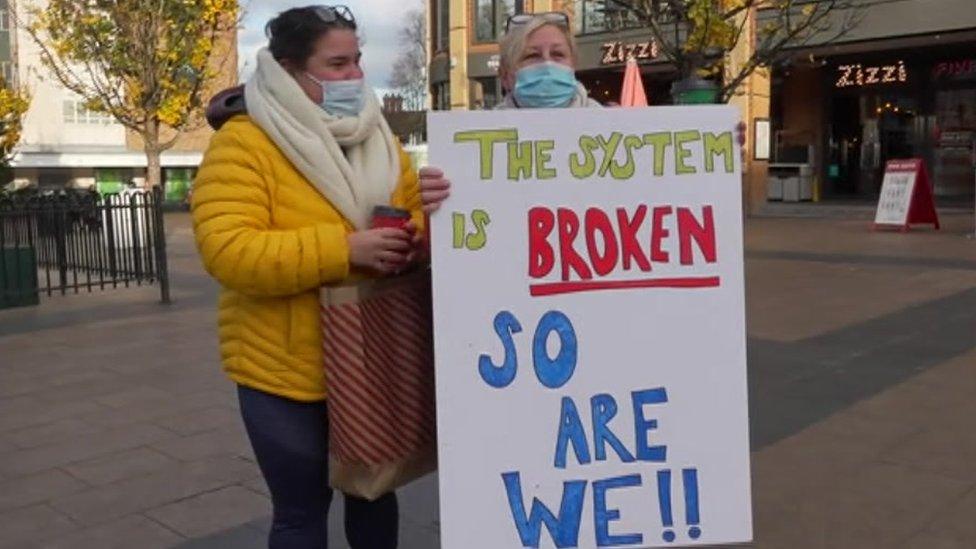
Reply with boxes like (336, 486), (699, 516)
(593, 474), (644, 547)
(554, 397), (592, 468)
(591, 394), (635, 463)
(532, 311), (578, 389)
(502, 472), (586, 548)
(632, 388), (668, 462)
(479, 311), (522, 388)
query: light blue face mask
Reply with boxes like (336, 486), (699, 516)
(306, 73), (365, 117)
(513, 62), (578, 108)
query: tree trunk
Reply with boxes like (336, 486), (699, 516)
(144, 118), (163, 191)
(145, 146), (162, 189)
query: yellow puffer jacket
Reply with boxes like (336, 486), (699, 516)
(191, 115), (424, 402)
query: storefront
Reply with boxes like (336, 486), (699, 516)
(771, 40), (976, 204)
(574, 29), (677, 106)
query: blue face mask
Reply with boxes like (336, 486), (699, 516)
(306, 74), (365, 117)
(513, 62), (578, 108)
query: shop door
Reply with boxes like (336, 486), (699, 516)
(829, 93), (918, 197)
(828, 95), (861, 195)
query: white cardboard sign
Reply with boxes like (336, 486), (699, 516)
(874, 160), (919, 226)
(429, 107), (752, 549)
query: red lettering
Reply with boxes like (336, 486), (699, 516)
(528, 207), (556, 278)
(616, 206), (651, 272)
(584, 208), (619, 277)
(677, 206), (717, 265)
(650, 207), (672, 263)
(557, 208), (594, 281)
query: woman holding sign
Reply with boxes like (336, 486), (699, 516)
(420, 11), (746, 211)
(192, 5), (425, 548)
(421, 12), (599, 208)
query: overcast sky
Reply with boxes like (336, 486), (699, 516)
(238, 0), (422, 92)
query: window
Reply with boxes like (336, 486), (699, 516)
(473, 0), (520, 43)
(574, 0), (644, 35)
(0, 61), (12, 84)
(435, 0), (450, 52)
(62, 100), (116, 125)
(0, 9), (9, 32)
(433, 82), (451, 111)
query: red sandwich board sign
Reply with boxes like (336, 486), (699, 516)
(873, 158), (940, 231)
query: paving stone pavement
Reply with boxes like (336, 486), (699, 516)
(0, 212), (974, 548)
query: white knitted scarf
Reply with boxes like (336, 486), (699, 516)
(244, 48), (399, 229)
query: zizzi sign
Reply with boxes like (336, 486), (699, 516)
(835, 61), (908, 88)
(601, 40), (659, 65)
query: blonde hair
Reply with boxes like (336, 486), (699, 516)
(498, 15), (577, 78)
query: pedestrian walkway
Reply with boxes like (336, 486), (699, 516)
(0, 212), (973, 548)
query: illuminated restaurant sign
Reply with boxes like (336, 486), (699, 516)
(601, 40), (658, 65)
(835, 60), (908, 88)
(932, 59), (976, 80)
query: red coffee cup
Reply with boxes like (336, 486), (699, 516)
(371, 205), (412, 230)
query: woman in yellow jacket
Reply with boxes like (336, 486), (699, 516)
(192, 6), (420, 548)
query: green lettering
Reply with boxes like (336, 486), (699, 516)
(643, 132), (672, 176)
(597, 132), (623, 177)
(467, 209), (491, 250)
(508, 141), (533, 181)
(535, 140), (556, 179)
(454, 129), (519, 179)
(674, 130), (701, 175)
(609, 135), (643, 180)
(452, 212), (466, 249)
(703, 132), (735, 173)
(570, 135), (598, 178)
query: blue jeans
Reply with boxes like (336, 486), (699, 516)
(238, 385), (399, 549)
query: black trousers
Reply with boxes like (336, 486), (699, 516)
(238, 385), (398, 549)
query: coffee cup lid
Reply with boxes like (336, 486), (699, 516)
(372, 205), (411, 218)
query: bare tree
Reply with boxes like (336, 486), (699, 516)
(388, 8), (427, 111)
(603, 0), (863, 101)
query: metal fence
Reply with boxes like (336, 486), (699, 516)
(0, 188), (170, 308)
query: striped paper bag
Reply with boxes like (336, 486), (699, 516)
(319, 268), (437, 501)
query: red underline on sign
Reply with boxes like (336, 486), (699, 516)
(529, 276), (722, 297)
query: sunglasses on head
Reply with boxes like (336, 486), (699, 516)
(265, 5), (356, 38)
(505, 12), (570, 33)
(312, 5), (355, 25)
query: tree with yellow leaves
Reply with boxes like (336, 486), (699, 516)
(25, 0), (238, 188)
(0, 79), (31, 177)
(603, 0), (862, 102)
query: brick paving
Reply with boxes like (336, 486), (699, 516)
(0, 211), (973, 548)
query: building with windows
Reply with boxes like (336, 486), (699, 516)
(428, 1), (675, 111)
(3, 1), (237, 202)
(427, 0), (976, 211)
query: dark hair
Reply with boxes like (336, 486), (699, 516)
(266, 6), (357, 68)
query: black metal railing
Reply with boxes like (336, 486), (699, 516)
(0, 187), (170, 309)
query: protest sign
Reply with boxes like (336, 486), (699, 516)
(429, 106), (752, 548)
